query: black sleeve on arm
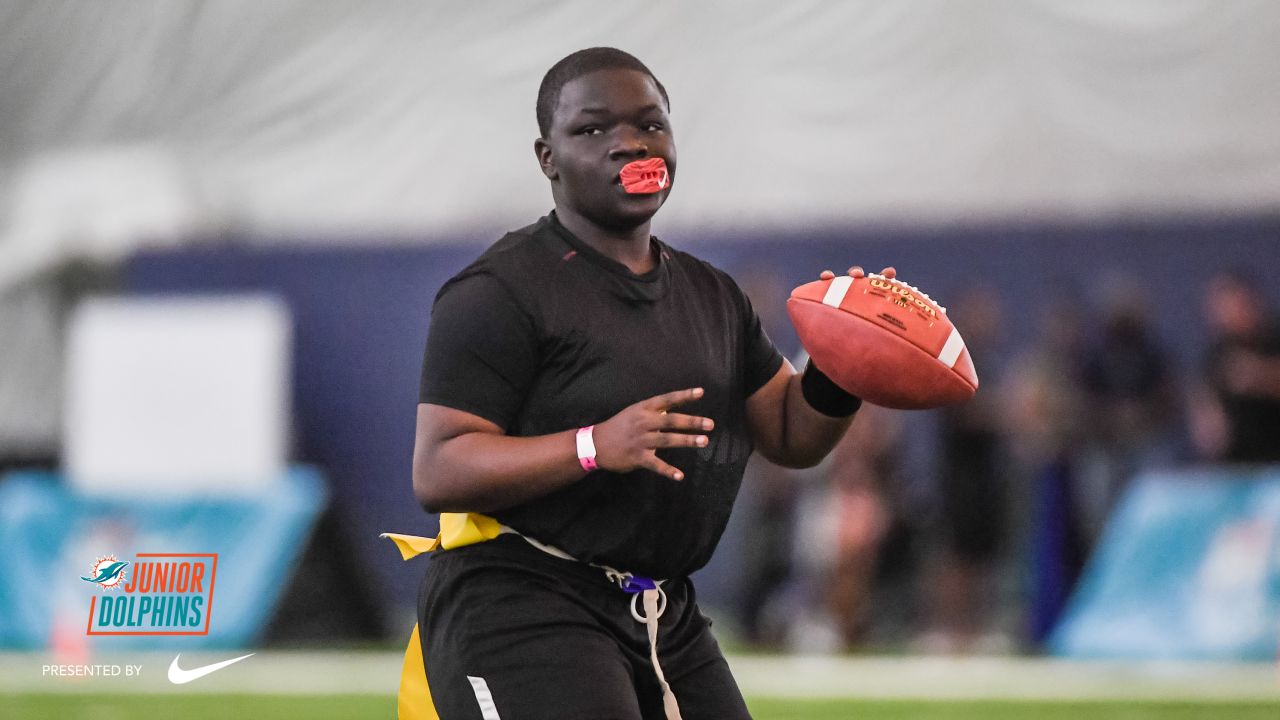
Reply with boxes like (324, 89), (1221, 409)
(419, 272), (539, 431)
(800, 359), (862, 417)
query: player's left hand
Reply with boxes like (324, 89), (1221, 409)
(818, 266), (896, 281)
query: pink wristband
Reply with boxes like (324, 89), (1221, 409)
(576, 425), (598, 472)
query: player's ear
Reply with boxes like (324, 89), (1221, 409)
(534, 138), (557, 180)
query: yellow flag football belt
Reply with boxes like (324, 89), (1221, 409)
(382, 512), (682, 720)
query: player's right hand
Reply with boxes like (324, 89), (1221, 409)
(819, 266), (896, 280)
(591, 387), (714, 481)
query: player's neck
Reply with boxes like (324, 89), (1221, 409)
(554, 207), (655, 275)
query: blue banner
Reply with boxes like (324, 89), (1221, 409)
(1050, 467), (1280, 660)
(0, 468), (325, 649)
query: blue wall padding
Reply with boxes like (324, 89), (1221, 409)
(1051, 468), (1280, 660)
(0, 468), (325, 649)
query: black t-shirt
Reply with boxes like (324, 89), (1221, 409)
(1206, 322), (1280, 463)
(419, 212), (784, 578)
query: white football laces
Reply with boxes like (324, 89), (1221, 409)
(866, 272), (947, 314)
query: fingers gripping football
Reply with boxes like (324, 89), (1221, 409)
(591, 387), (714, 481)
(819, 266), (896, 281)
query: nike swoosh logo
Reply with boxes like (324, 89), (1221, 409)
(167, 653), (255, 684)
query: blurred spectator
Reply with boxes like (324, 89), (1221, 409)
(766, 400), (907, 654)
(734, 455), (801, 647)
(918, 286), (1010, 653)
(1190, 272), (1280, 463)
(822, 404), (905, 649)
(1003, 297), (1092, 645)
(1078, 279), (1179, 530)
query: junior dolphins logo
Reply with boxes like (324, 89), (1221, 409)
(83, 553), (218, 636)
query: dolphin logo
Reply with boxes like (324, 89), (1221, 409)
(82, 560), (129, 584)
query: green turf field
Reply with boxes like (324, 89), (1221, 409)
(6, 694), (1280, 719)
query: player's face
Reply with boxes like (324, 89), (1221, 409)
(539, 68), (676, 231)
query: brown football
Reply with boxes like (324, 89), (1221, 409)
(787, 273), (978, 409)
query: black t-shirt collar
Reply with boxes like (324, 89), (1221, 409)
(546, 211), (671, 303)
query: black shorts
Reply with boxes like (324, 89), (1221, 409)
(416, 534), (751, 720)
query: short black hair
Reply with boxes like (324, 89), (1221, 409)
(536, 47), (669, 138)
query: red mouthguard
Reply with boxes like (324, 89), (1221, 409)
(619, 158), (669, 194)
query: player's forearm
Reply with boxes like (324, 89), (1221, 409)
(413, 429), (583, 514)
(747, 362), (859, 468)
(772, 372), (856, 468)
(413, 389), (711, 514)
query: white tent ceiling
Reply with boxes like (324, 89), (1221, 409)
(1, 0), (1277, 264)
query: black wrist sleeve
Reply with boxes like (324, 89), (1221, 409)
(800, 360), (863, 417)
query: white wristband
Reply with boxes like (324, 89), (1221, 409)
(576, 425), (598, 472)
